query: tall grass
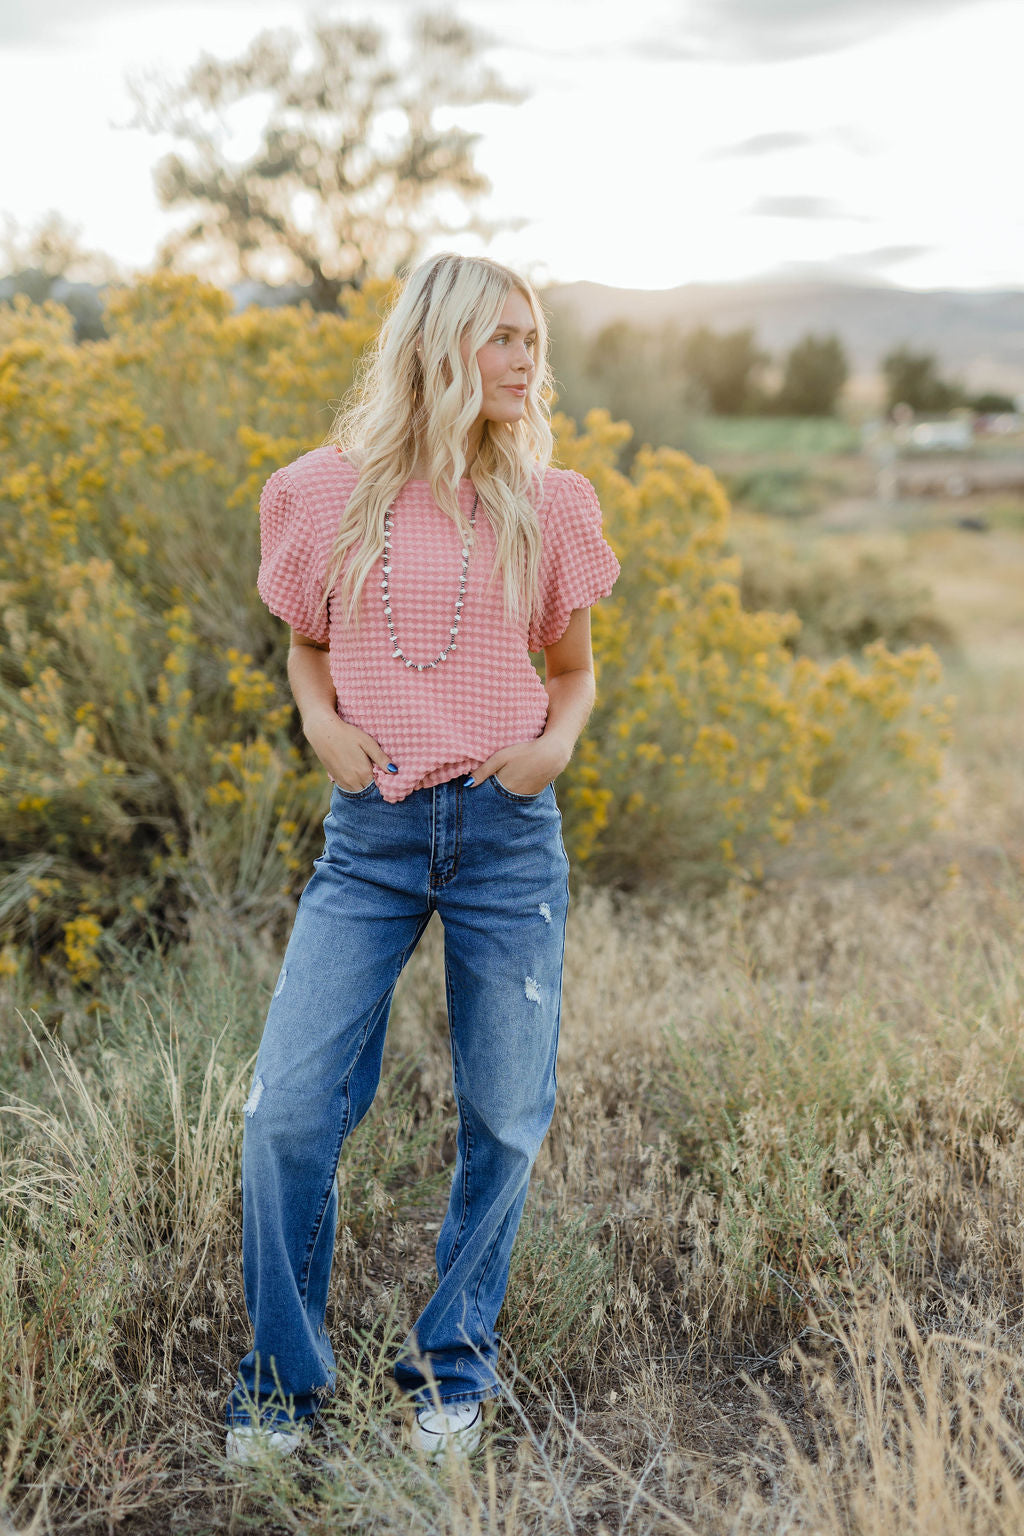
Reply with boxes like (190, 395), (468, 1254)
(3, 642), (1024, 1531)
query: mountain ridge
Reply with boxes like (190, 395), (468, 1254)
(538, 275), (1024, 394)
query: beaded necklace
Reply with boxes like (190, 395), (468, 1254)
(381, 489), (478, 670)
(335, 448), (478, 670)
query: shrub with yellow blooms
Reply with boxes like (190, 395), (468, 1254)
(0, 272), (385, 984)
(551, 408), (951, 890)
(0, 274), (951, 984)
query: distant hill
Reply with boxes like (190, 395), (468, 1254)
(538, 276), (1024, 399)
(3, 269), (1022, 399)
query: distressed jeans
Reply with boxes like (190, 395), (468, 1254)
(225, 770), (570, 1427)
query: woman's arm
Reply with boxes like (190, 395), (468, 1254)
(539, 607), (597, 763)
(288, 630), (395, 788)
(465, 607), (596, 793)
(287, 631), (335, 733)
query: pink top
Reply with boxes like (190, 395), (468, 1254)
(255, 445), (621, 803)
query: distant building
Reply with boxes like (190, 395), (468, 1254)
(865, 406), (1024, 501)
(974, 411), (1024, 436)
(904, 419), (973, 451)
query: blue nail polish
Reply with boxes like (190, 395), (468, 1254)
(387, 763), (398, 772)
(464, 775), (475, 787)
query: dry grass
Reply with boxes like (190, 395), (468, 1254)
(2, 526), (1024, 1533)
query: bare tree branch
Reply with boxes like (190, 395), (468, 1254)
(116, 9), (527, 307)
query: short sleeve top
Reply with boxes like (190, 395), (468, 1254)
(255, 446), (621, 802)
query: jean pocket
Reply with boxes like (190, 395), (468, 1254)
(491, 773), (550, 803)
(331, 777), (378, 801)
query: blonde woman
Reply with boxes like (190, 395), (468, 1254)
(225, 252), (620, 1463)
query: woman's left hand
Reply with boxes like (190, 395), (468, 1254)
(468, 736), (569, 795)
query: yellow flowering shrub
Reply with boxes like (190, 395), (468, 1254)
(0, 273), (385, 983)
(0, 274), (951, 983)
(552, 408), (951, 890)
(62, 914), (103, 983)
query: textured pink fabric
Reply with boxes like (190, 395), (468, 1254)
(256, 446), (621, 802)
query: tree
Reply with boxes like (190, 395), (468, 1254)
(561, 318), (703, 471)
(681, 324), (769, 415)
(0, 211), (121, 340)
(967, 390), (1017, 414)
(583, 320), (662, 430)
(774, 331), (848, 416)
(119, 11), (527, 308)
(882, 345), (965, 415)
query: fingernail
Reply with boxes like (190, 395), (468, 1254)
(387, 763), (398, 773)
(464, 775), (475, 787)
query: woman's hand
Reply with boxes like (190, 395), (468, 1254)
(303, 709), (394, 792)
(468, 735), (569, 795)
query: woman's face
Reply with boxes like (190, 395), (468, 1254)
(462, 289), (537, 427)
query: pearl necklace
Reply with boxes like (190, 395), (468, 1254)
(382, 489), (479, 669)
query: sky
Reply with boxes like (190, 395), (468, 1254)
(1, 0), (1022, 294)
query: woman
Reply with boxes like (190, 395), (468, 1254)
(225, 252), (621, 1463)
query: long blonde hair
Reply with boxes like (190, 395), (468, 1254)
(316, 252), (556, 634)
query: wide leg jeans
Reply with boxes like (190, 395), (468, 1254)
(225, 770), (570, 1426)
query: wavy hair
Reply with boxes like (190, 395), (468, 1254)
(316, 252), (556, 634)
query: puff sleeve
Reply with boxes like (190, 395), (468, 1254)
(255, 467), (329, 644)
(528, 470), (621, 651)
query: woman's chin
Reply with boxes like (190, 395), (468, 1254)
(487, 402), (527, 423)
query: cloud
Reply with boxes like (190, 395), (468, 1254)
(708, 131), (817, 159)
(624, 0), (976, 64)
(5, 0), (976, 67)
(707, 126), (878, 160)
(832, 243), (934, 270)
(746, 195), (868, 221)
(0, 0), (246, 49)
(752, 244), (934, 283)
(0, 0), (415, 51)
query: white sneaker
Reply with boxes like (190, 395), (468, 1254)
(408, 1400), (484, 1457)
(225, 1421), (306, 1464)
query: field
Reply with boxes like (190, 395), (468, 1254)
(3, 397), (1024, 1533)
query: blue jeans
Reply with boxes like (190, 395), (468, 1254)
(225, 770), (570, 1427)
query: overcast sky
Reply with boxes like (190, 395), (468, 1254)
(2, 0), (1022, 292)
